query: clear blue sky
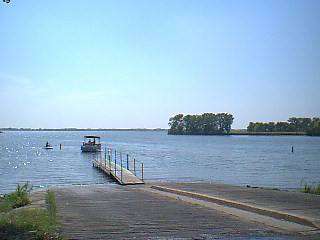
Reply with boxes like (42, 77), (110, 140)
(0, 1), (319, 128)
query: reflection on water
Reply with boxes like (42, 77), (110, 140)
(0, 132), (114, 193)
(81, 151), (103, 163)
(0, 131), (320, 193)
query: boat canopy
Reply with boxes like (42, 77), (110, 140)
(84, 135), (100, 139)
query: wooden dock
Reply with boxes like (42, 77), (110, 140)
(92, 150), (144, 185)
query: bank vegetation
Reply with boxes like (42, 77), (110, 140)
(247, 117), (320, 136)
(0, 183), (62, 239)
(168, 113), (234, 135)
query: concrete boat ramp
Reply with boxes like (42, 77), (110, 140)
(51, 182), (320, 239)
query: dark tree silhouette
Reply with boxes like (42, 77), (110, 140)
(247, 117), (320, 136)
(168, 113), (234, 135)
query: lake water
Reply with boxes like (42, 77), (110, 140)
(0, 131), (319, 193)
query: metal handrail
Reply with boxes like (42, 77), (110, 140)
(105, 147), (144, 183)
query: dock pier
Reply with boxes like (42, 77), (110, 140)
(93, 148), (144, 185)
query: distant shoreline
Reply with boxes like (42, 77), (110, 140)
(169, 130), (307, 136)
(0, 128), (167, 132)
(229, 131), (306, 136)
(0, 128), (309, 136)
(168, 132), (307, 136)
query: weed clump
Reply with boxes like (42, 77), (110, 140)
(46, 190), (57, 224)
(302, 183), (320, 195)
(0, 182), (32, 212)
(5, 182), (32, 209)
(0, 184), (62, 239)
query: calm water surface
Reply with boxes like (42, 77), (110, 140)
(0, 131), (319, 193)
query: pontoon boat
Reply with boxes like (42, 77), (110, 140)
(81, 136), (102, 152)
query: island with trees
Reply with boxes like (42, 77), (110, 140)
(168, 114), (320, 136)
(168, 113), (234, 135)
(247, 117), (320, 136)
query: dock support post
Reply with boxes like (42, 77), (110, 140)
(114, 150), (117, 177)
(104, 147), (107, 167)
(133, 158), (136, 175)
(141, 163), (144, 181)
(127, 154), (129, 170)
(108, 149), (111, 171)
(120, 152), (123, 183)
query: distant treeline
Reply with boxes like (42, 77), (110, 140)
(168, 113), (234, 135)
(247, 117), (320, 136)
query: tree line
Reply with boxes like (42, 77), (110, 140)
(168, 113), (234, 135)
(247, 117), (320, 136)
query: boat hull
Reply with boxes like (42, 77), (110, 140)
(81, 145), (101, 152)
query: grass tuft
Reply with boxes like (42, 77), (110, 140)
(302, 183), (320, 195)
(0, 208), (61, 239)
(0, 185), (62, 239)
(0, 182), (32, 212)
(46, 190), (57, 224)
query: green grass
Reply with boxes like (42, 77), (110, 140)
(0, 198), (12, 213)
(0, 208), (61, 239)
(46, 190), (57, 224)
(0, 182), (32, 213)
(0, 185), (62, 240)
(302, 183), (320, 195)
